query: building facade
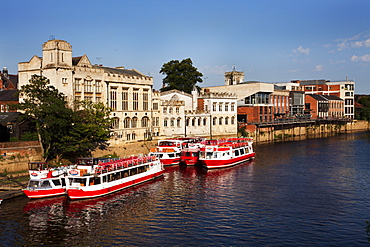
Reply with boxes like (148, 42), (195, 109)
(18, 39), (156, 143)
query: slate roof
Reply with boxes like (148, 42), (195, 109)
(1, 74), (18, 89)
(0, 89), (18, 101)
(97, 66), (147, 77)
(307, 94), (343, 101)
(0, 112), (20, 125)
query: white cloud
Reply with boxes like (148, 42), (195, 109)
(336, 31), (370, 51)
(351, 54), (370, 62)
(314, 65), (323, 71)
(293, 46), (310, 55)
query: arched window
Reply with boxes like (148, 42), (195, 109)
(112, 117), (119, 129)
(131, 117), (138, 128)
(141, 116), (149, 127)
(198, 118), (201, 126)
(177, 118), (181, 127)
(186, 118), (190, 126)
(170, 118), (175, 126)
(164, 118), (168, 127)
(203, 118), (206, 125)
(124, 117), (131, 128)
(192, 118), (195, 126)
(231, 116), (235, 124)
(213, 117), (217, 125)
(163, 107), (167, 113)
(176, 107), (180, 113)
(219, 117), (223, 125)
(225, 117), (229, 125)
(169, 107), (173, 113)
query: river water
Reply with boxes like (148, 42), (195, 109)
(1, 131), (370, 246)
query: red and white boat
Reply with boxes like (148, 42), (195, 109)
(66, 155), (164, 200)
(198, 138), (255, 169)
(23, 162), (69, 199)
(179, 142), (205, 166)
(150, 138), (205, 166)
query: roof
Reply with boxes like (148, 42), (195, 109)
(72, 56), (82, 66)
(307, 94), (343, 101)
(97, 66), (147, 77)
(0, 73), (18, 89)
(0, 89), (18, 101)
(0, 112), (21, 125)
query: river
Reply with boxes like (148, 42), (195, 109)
(1, 131), (370, 246)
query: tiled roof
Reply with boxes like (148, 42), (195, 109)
(0, 89), (18, 101)
(0, 112), (20, 125)
(96, 66), (147, 77)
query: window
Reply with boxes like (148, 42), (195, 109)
(124, 117), (130, 128)
(62, 78), (67, 84)
(225, 117), (229, 125)
(95, 97), (101, 102)
(122, 90), (128, 110)
(133, 90), (139, 111)
(177, 118), (181, 127)
(110, 89), (117, 110)
(169, 108), (173, 113)
(170, 118), (175, 126)
(231, 116), (235, 124)
(213, 117), (217, 125)
(143, 90), (149, 111)
(176, 107), (179, 113)
(198, 118), (201, 126)
(84, 80), (92, 92)
(112, 118), (119, 129)
(231, 103), (235, 111)
(213, 103), (217, 111)
(164, 118), (168, 127)
(219, 117), (223, 125)
(192, 118), (195, 126)
(131, 117), (138, 128)
(74, 79), (81, 92)
(153, 103), (159, 110)
(225, 103), (229, 111)
(219, 103), (223, 111)
(163, 107), (167, 113)
(141, 117), (149, 127)
(95, 80), (101, 93)
(203, 118), (206, 125)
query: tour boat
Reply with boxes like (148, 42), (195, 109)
(150, 138), (205, 166)
(66, 155), (164, 200)
(23, 171), (68, 199)
(149, 139), (185, 166)
(198, 138), (255, 169)
(179, 142), (205, 166)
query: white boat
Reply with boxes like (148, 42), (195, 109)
(66, 155), (164, 200)
(198, 138), (255, 169)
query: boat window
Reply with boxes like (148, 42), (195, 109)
(240, 148), (245, 155)
(40, 180), (52, 188)
(72, 177), (87, 186)
(103, 176), (107, 183)
(28, 180), (39, 188)
(185, 152), (191, 157)
(168, 153), (175, 158)
(206, 152), (213, 159)
(159, 154), (163, 158)
(235, 150), (240, 156)
(213, 152), (221, 158)
(123, 171), (129, 177)
(90, 177), (101, 185)
(130, 168), (138, 175)
(192, 152), (199, 157)
(52, 179), (61, 186)
(61, 178), (66, 187)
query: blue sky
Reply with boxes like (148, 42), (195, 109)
(1, 0), (370, 93)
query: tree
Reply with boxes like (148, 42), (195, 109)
(18, 75), (113, 162)
(159, 58), (203, 94)
(357, 96), (370, 121)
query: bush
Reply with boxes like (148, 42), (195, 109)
(9, 137), (18, 142)
(21, 132), (38, 141)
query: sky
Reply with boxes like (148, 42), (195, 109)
(1, 0), (370, 93)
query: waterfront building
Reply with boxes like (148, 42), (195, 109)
(0, 68), (18, 113)
(160, 88), (237, 138)
(305, 94), (344, 119)
(295, 79), (355, 119)
(18, 39), (156, 143)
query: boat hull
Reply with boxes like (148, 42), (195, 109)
(200, 152), (255, 169)
(67, 170), (164, 200)
(23, 188), (66, 199)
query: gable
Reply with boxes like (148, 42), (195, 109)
(75, 54), (92, 68)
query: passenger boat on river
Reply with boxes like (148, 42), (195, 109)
(150, 138), (205, 166)
(66, 155), (163, 200)
(23, 162), (69, 199)
(198, 138), (255, 169)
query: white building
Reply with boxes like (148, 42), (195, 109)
(160, 88), (237, 138)
(18, 39), (156, 143)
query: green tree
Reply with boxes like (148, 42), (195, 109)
(357, 97), (370, 121)
(159, 58), (203, 94)
(18, 75), (113, 162)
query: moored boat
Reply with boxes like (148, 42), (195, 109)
(66, 155), (164, 200)
(198, 138), (255, 169)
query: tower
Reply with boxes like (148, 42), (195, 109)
(224, 65), (244, 85)
(42, 39), (73, 69)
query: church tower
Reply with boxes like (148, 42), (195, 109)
(224, 65), (244, 85)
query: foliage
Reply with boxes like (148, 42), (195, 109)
(21, 132), (38, 141)
(357, 97), (370, 121)
(238, 126), (249, 137)
(18, 75), (113, 162)
(159, 58), (203, 94)
(9, 137), (18, 142)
